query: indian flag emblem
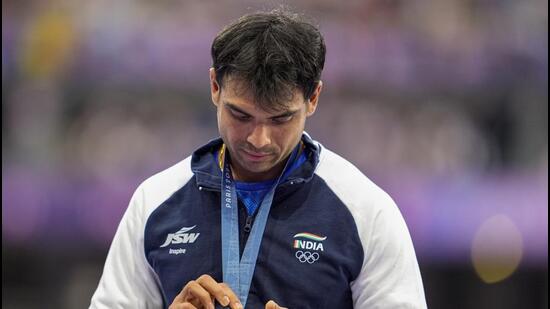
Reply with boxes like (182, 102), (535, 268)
(293, 232), (326, 251)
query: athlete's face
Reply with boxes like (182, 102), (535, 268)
(210, 68), (322, 182)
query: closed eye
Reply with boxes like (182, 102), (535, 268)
(231, 110), (251, 121)
(224, 102), (297, 124)
(271, 115), (294, 124)
(225, 104), (252, 121)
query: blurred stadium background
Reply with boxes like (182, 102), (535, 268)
(2, 0), (547, 308)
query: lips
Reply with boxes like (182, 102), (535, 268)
(241, 149), (271, 162)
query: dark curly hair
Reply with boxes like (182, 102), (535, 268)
(211, 9), (326, 112)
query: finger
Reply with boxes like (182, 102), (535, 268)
(184, 280), (215, 309)
(170, 303), (198, 309)
(219, 282), (243, 309)
(265, 300), (288, 309)
(172, 281), (199, 305)
(172, 285), (187, 304)
(196, 275), (233, 307)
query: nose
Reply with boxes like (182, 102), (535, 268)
(247, 124), (271, 150)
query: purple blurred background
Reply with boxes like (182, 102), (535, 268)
(2, 0), (547, 308)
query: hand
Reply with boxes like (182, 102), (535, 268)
(265, 300), (288, 309)
(169, 274), (242, 309)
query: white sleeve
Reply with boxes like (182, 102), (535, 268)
(351, 197), (427, 309)
(89, 185), (164, 309)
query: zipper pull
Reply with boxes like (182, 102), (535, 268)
(244, 216), (254, 233)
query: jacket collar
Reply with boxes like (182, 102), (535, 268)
(191, 133), (320, 190)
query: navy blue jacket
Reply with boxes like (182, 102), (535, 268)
(90, 133), (427, 309)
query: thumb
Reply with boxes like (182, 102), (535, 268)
(265, 300), (288, 309)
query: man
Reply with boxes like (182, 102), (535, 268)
(90, 10), (427, 309)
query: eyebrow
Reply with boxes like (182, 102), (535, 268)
(224, 102), (299, 119)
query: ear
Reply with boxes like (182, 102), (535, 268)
(306, 81), (323, 116)
(210, 68), (221, 106)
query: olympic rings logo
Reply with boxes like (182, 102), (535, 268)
(295, 250), (320, 264)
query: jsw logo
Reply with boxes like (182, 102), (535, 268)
(160, 225), (200, 248)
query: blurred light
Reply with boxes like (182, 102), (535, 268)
(20, 10), (76, 79)
(471, 214), (523, 283)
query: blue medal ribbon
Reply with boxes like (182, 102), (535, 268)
(219, 144), (300, 308)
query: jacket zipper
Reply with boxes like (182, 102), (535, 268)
(199, 185), (254, 234)
(197, 185), (219, 192)
(243, 215), (254, 233)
